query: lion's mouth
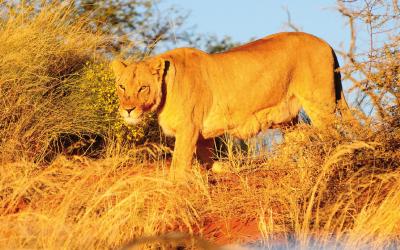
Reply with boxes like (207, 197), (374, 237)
(124, 116), (142, 125)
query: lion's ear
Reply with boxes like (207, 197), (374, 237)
(149, 57), (165, 76)
(111, 60), (127, 76)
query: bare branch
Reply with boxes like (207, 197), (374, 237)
(282, 6), (301, 32)
(337, 1), (356, 59)
(335, 0), (399, 121)
(394, 0), (400, 14)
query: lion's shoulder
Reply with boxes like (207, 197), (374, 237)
(160, 47), (208, 60)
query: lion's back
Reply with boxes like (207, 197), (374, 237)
(225, 32), (331, 54)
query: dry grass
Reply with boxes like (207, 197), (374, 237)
(0, 122), (399, 249)
(0, 1), (399, 249)
(0, 1), (107, 162)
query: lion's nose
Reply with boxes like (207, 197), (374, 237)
(125, 107), (135, 114)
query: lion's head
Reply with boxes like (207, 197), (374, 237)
(111, 58), (166, 125)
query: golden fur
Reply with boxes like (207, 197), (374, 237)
(112, 32), (352, 179)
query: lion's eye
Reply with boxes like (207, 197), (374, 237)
(138, 85), (149, 93)
(118, 84), (125, 91)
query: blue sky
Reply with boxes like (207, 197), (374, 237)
(161, 0), (352, 52)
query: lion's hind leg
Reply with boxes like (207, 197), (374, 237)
(297, 97), (337, 129)
(259, 95), (302, 129)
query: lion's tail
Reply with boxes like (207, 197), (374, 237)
(332, 49), (358, 124)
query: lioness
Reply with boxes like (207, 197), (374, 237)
(111, 32), (352, 179)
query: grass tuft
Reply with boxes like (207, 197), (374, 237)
(0, 1), (107, 162)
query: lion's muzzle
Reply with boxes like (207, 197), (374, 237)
(119, 107), (142, 125)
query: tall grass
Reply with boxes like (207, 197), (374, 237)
(0, 1), (107, 162)
(0, 122), (399, 249)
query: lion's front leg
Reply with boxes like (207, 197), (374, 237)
(169, 125), (199, 181)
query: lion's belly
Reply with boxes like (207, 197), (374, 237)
(202, 96), (300, 139)
(202, 110), (267, 139)
(201, 113), (230, 139)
